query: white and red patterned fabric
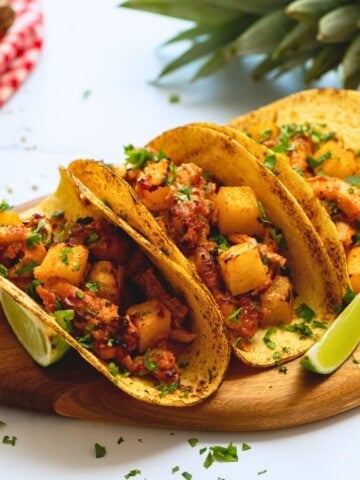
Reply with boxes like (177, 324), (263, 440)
(0, 0), (43, 107)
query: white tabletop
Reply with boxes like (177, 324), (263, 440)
(0, 1), (358, 479)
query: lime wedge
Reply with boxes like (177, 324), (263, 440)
(0, 289), (70, 367)
(301, 294), (360, 374)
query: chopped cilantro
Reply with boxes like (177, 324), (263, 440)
(0, 264), (8, 277)
(157, 382), (179, 397)
(124, 144), (166, 169)
(59, 247), (73, 265)
(306, 151), (331, 169)
(228, 308), (242, 323)
(295, 303), (315, 322)
(169, 93), (180, 103)
(2, 435), (17, 446)
(117, 436), (125, 444)
(94, 443), (106, 458)
(242, 442), (251, 451)
(144, 350), (158, 372)
(211, 442), (238, 462)
(188, 437), (198, 447)
(0, 200), (11, 211)
(77, 333), (93, 349)
(263, 154), (278, 174)
(263, 327), (277, 350)
(26, 232), (41, 249)
(203, 452), (214, 469)
(124, 469), (141, 478)
(85, 280), (100, 292)
(172, 466), (180, 473)
(259, 128), (272, 141)
(346, 176), (360, 188)
(209, 233), (230, 251)
(176, 186), (193, 201)
(86, 231), (99, 245)
(343, 285), (356, 305)
(83, 89), (92, 99)
(182, 471), (192, 480)
(15, 261), (40, 276)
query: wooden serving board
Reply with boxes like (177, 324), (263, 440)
(0, 197), (359, 431)
(1, 309), (360, 431)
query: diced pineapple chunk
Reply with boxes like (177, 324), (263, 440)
(347, 246), (360, 293)
(260, 275), (293, 327)
(135, 159), (171, 212)
(34, 242), (89, 286)
(86, 261), (125, 305)
(313, 140), (358, 178)
(218, 243), (268, 296)
(0, 210), (22, 226)
(127, 299), (171, 353)
(215, 186), (264, 236)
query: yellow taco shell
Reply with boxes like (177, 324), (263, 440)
(0, 167), (230, 406)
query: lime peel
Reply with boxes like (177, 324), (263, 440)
(301, 294), (360, 374)
(0, 289), (70, 367)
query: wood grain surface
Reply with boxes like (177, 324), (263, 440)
(0, 197), (359, 431)
(1, 310), (359, 432)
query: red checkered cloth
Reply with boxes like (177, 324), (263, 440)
(0, 0), (43, 107)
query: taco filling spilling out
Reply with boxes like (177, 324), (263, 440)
(0, 205), (196, 389)
(113, 147), (297, 350)
(242, 121), (360, 294)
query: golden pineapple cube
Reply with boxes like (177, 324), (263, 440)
(218, 243), (268, 296)
(0, 210), (22, 226)
(347, 246), (360, 293)
(135, 159), (171, 212)
(313, 140), (358, 178)
(215, 186), (264, 236)
(260, 275), (293, 327)
(127, 299), (171, 353)
(34, 242), (89, 286)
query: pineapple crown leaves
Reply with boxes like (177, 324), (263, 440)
(120, 0), (360, 89)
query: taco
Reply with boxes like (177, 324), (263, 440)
(227, 88), (359, 294)
(0, 167), (230, 406)
(68, 124), (344, 368)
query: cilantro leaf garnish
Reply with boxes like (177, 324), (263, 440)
(188, 437), (198, 447)
(306, 151), (331, 169)
(94, 443), (106, 458)
(264, 154), (278, 174)
(209, 233), (230, 251)
(211, 442), (238, 462)
(0, 264), (8, 277)
(157, 382), (179, 397)
(0, 200), (11, 211)
(263, 327), (277, 350)
(2, 435), (17, 446)
(295, 303), (315, 322)
(124, 469), (141, 478)
(124, 144), (166, 169)
(176, 186), (193, 201)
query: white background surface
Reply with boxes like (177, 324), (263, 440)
(0, 1), (358, 479)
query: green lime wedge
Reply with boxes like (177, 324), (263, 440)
(0, 289), (70, 367)
(301, 294), (360, 374)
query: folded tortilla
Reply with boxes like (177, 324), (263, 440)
(0, 167), (230, 406)
(68, 124), (344, 367)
